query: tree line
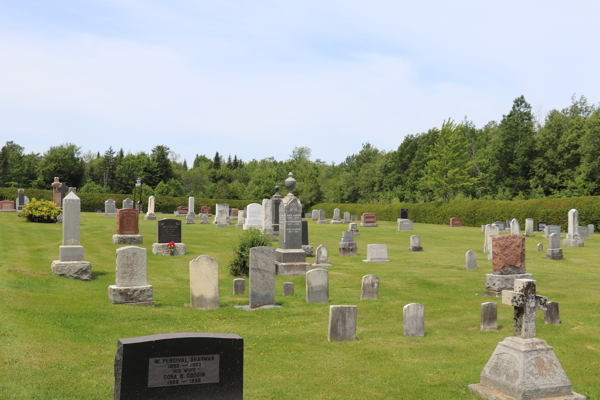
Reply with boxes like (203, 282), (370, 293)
(1, 95), (599, 210)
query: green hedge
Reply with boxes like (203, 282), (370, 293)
(0, 188), (258, 214)
(310, 197), (600, 231)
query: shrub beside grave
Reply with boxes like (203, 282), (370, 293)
(18, 198), (60, 223)
(228, 229), (272, 277)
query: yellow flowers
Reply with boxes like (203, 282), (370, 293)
(19, 198), (60, 223)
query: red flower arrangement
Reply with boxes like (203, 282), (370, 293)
(167, 241), (176, 255)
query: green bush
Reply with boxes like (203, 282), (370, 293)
(18, 198), (60, 223)
(228, 229), (273, 277)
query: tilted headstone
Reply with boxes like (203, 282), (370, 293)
(544, 301), (560, 325)
(524, 218), (534, 236)
(364, 244), (390, 262)
(305, 269), (329, 303)
(189, 256), (220, 309)
(243, 203), (262, 230)
(547, 232), (563, 260)
(313, 244), (332, 267)
(564, 209), (584, 247)
(113, 332), (243, 400)
(397, 219), (412, 231)
(328, 306), (356, 342)
(249, 246), (276, 308)
(123, 198), (133, 209)
(465, 250), (476, 270)
(108, 246), (153, 305)
(360, 274), (380, 300)
(480, 302), (497, 332)
(51, 192), (92, 280)
(339, 230), (357, 256)
(284, 282), (294, 296)
(408, 235), (423, 251)
(232, 278), (245, 295)
(403, 303), (424, 337)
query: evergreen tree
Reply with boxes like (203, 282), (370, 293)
(182, 159), (188, 171)
(213, 151), (221, 170)
(227, 155), (233, 169)
(102, 146), (116, 190)
(151, 145), (174, 185)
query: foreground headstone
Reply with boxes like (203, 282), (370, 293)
(189, 256), (220, 310)
(564, 209), (584, 247)
(485, 234), (531, 297)
(108, 246), (153, 305)
(480, 302), (497, 331)
(465, 250), (477, 270)
(313, 244), (332, 267)
(360, 213), (378, 227)
(408, 235), (423, 251)
(340, 231), (357, 256)
(328, 306), (357, 342)
(284, 282), (294, 296)
(152, 219), (185, 256)
(547, 232), (564, 260)
(360, 275), (380, 300)
(232, 278), (245, 295)
(469, 279), (585, 400)
(403, 303), (425, 337)
(144, 196), (156, 220)
(105, 198), (117, 217)
(397, 219), (413, 231)
(51, 192), (92, 280)
(305, 269), (329, 303)
(113, 332), (243, 400)
(363, 244), (390, 263)
(249, 246), (276, 308)
(243, 203), (262, 230)
(545, 301), (560, 325)
(113, 209), (143, 244)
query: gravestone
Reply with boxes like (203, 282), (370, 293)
(493, 221), (505, 230)
(343, 211), (351, 223)
(113, 332), (243, 400)
(316, 209), (329, 224)
(579, 226), (589, 239)
(564, 209), (584, 247)
(284, 282), (294, 296)
(243, 203), (261, 230)
(189, 256), (220, 309)
(524, 218), (534, 236)
(230, 208), (238, 219)
(58, 182), (68, 207)
(0, 200), (16, 212)
(232, 278), (245, 295)
(364, 244), (390, 262)
(480, 302), (497, 331)
(469, 279), (585, 400)
(260, 199), (273, 235)
(348, 222), (360, 236)
(400, 208), (408, 219)
(360, 274), (380, 300)
(271, 185), (282, 235)
(351, 215), (357, 222)
(311, 210), (319, 221)
(484, 224), (500, 254)
(510, 218), (520, 235)
(216, 209), (229, 228)
(123, 198), (134, 209)
(305, 269), (328, 303)
(409, 235), (423, 251)
(187, 197), (196, 219)
(313, 244), (332, 267)
(301, 221), (312, 256)
(449, 218), (463, 227)
(360, 213), (378, 227)
(113, 209), (143, 244)
(68, 187), (76, 194)
(108, 246), (153, 305)
(485, 234), (532, 297)
(144, 196), (156, 220)
(152, 219), (185, 256)
(331, 208), (343, 224)
(545, 301), (560, 325)
(397, 219), (412, 231)
(465, 250), (477, 270)
(547, 232), (564, 260)
(186, 213), (195, 225)
(588, 224), (595, 235)
(543, 225), (561, 238)
(328, 306), (357, 342)
(200, 214), (209, 224)
(537, 243), (544, 252)
(213, 204), (229, 225)
(339, 231), (357, 256)
(200, 205), (211, 215)
(403, 303), (424, 337)
(536, 221), (547, 232)
(275, 173), (311, 275)
(249, 246), (276, 308)
(17, 188), (25, 210)
(235, 210), (244, 227)
(51, 192), (92, 280)
(176, 206), (188, 216)
(51, 177), (62, 207)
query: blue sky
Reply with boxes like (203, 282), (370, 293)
(1, 1), (599, 165)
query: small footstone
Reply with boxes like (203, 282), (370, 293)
(545, 301), (560, 325)
(284, 282), (294, 296)
(465, 250), (476, 270)
(480, 302), (497, 331)
(328, 305), (357, 342)
(537, 243), (544, 252)
(233, 278), (245, 295)
(403, 303), (424, 337)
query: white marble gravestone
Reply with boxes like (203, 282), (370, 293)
(189, 255), (219, 309)
(243, 203), (262, 230)
(144, 196), (156, 220)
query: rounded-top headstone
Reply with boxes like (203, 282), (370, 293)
(284, 172), (296, 194)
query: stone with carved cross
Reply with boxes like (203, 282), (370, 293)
(502, 279), (548, 339)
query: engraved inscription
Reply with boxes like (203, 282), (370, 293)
(148, 354), (219, 388)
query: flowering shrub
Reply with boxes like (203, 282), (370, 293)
(19, 198), (60, 223)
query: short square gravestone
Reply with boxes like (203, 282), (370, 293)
(536, 221), (547, 232)
(408, 235), (423, 251)
(578, 226), (589, 239)
(360, 213), (378, 227)
(328, 305), (357, 342)
(360, 275), (380, 300)
(547, 232), (564, 260)
(485, 234), (532, 297)
(200, 205), (211, 215)
(545, 301), (560, 325)
(152, 219), (185, 256)
(0, 200), (16, 212)
(465, 250), (477, 270)
(105, 198), (117, 217)
(311, 210), (319, 221)
(249, 246), (276, 309)
(403, 303), (424, 337)
(348, 222), (360, 236)
(449, 218), (463, 227)
(363, 244), (390, 263)
(397, 219), (412, 231)
(123, 198), (133, 209)
(313, 244), (332, 267)
(113, 332), (243, 400)
(113, 209), (143, 244)
(543, 225), (561, 238)
(480, 302), (497, 331)
(316, 209), (329, 224)
(108, 246), (153, 305)
(189, 256), (220, 309)
(305, 268), (329, 303)
(232, 279), (245, 295)
(284, 282), (295, 296)
(588, 224), (595, 235)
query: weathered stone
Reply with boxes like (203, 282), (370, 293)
(316, 209), (329, 224)
(537, 243), (544, 252)
(485, 273), (533, 296)
(543, 224), (561, 238)
(249, 246), (276, 308)
(524, 218), (534, 236)
(408, 235), (423, 252)
(480, 302), (497, 331)
(545, 301), (560, 325)
(348, 222), (360, 236)
(328, 305), (357, 342)
(313, 244), (332, 267)
(122, 198), (133, 209)
(284, 282), (294, 296)
(343, 211), (351, 223)
(306, 268), (328, 303)
(397, 219), (413, 231)
(214, 203), (229, 226)
(189, 255), (219, 309)
(331, 208), (343, 224)
(104, 198), (117, 217)
(187, 196), (196, 218)
(200, 214), (209, 224)
(235, 210), (244, 227)
(112, 234), (144, 245)
(186, 214), (195, 224)
(311, 210), (319, 221)
(363, 244), (390, 262)
(144, 196), (156, 220)
(465, 250), (477, 270)
(108, 246), (153, 305)
(339, 231), (357, 256)
(547, 232), (564, 260)
(151, 243), (186, 256)
(51, 261), (92, 280)
(588, 224), (595, 235)
(510, 218), (520, 235)
(491, 235), (525, 275)
(403, 303), (424, 337)
(578, 226), (589, 239)
(484, 224), (500, 254)
(261, 199), (273, 234)
(360, 213), (378, 227)
(360, 274), (380, 300)
(275, 186), (310, 275)
(233, 278), (245, 295)
(564, 208), (584, 247)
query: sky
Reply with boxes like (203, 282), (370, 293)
(1, 1), (599, 165)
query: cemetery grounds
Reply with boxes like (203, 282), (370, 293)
(0, 212), (598, 399)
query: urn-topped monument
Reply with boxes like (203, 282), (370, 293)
(275, 173), (312, 276)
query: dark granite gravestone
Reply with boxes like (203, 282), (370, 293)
(58, 183), (69, 207)
(114, 332), (243, 400)
(18, 189), (24, 210)
(536, 221), (547, 232)
(494, 221), (505, 230)
(301, 220), (309, 246)
(271, 186), (282, 233)
(400, 208), (408, 219)
(279, 197), (302, 250)
(157, 219), (182, 243)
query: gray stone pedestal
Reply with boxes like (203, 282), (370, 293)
(144, 213), (156, 221)
(563, 238), (584, 247)
(108, 285), (154, 305)
(469, 337), (586, 400)
(151, 243), (186, 256)
(112, 234), (144, 245)
(51, 260), (92, 281)
(339, 242), (357, 256)
(275, 262), (312, 276)
(547, 248), (564, 260)
(360, 222), (378, 227)
(484, 273), (532, 297)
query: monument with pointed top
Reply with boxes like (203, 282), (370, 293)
(144, 196), (156, 220)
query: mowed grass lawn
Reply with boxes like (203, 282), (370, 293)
(0, 212), (598, 399)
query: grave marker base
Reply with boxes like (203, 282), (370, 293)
(547, 249), (564, 260)
(51, 260), (92, 281)
(563, 238), (584, 247)
(359, 223), (378, 227)
(143, 213), (156, 220)
(408, 246), (424, 252)
(108, 285), (154, 305)
(104, 213), (117, 217)
(302, 245), (313, 257)
(484, 273), (532, 297)
(112, 234), (144, 245)
(275, 262), (312, 276)
(151, 243), (186, 256)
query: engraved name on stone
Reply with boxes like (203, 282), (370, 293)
(147, 354), (219, 387)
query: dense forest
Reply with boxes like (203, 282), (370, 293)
(1, 95), (599, 210)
